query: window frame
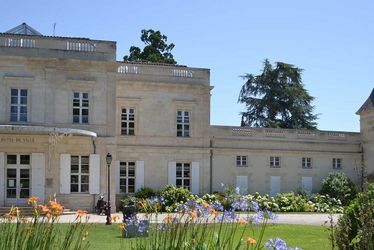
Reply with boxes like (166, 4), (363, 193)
(10, 88), (28, 122)
(236, 155), (248, 167)
(72, 92), (89, 124)
(270, 156), (281, 168)
(176, 110), (190, 137)
(302, 157), (312, 169)
(70, 155), (89, 193)
(121, 107), (136, 136)
(119, 161), (136, 194)
(332, 158), (342, 169)
(176, 162), (191, 190)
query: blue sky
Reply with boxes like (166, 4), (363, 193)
(1, 0), (373, 132)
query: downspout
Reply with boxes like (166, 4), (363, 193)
(210, 138), (213, 193)
(92, 137), (97, 212)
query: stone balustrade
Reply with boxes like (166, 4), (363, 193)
(116, 62), (210, 86)
(211, 126), (361, 142)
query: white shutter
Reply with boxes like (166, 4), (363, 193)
(301, 176), (313, 195)
(89, 154), (100, 194)
(0, 152), (4, 206)
(31, 153), (45, 203)
(60, 154), (71, 194)
(168, 161), (176, 186)
(191, 162), (200, 195)
(115, 160), (120, 194)
(135, 161), (145, 191)
(236, 176), (248, 195)
(270, 176), (281, 197)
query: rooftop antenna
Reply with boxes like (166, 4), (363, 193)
(53, 23), (56, 36)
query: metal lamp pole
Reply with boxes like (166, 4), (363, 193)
(105, 153), (112, 225)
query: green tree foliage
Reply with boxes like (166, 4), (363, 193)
(123, 29), (177, 64)
(320, 172), (357, 206)
(238, 59), (318, 129)
(335, 183), (374, 249)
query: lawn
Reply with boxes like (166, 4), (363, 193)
(82, 223), (330, 250)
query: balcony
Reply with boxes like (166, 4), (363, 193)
(0, 34), (116, 61)
(116, 62), (210, 86)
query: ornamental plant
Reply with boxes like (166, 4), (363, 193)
(320, 172), (357, 206)
(0, 197), (90, 250)
(119, 186), (302, 250)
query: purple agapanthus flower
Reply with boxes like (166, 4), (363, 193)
(251, 201), (260, 212)
(253, 210), (277, 225)
(231, 199), (249, 211)
(264, 238), (288, 250)
(264, 237), (302, 250)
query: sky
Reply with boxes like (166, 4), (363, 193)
(1, 0), (373, 132)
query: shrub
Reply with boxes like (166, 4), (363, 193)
(159, 185), (196, 212)
(134, 187), (156, 199)
(320, 172), (357, 205)
(335, 183), (374, 249)
(275, 192), (307, 212)
(311, 194), (343, 213)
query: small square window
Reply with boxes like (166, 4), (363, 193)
(270, 156), (281, 168)
(302, 157), (312, 169)
(236, 156), (247, 167)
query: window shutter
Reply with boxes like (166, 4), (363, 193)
(0, 152), (4, 206)
(89, 154), (100, 194)
(270, 176), (281, 197)
(135, 161), (145, 191)
(168, 161), (176, 186)
(31, 153), (46, 203)
(191, 162), (200, 195)
(301, 176), (313, 195)
(60, 154), (71, 194)
(236, 176), (248, 195)
(115, 160), (120, 194)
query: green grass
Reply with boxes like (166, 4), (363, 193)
(78, 223), (330, 250)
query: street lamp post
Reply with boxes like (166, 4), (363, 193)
(105, 153), (112, 225)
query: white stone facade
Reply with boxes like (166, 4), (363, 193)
(0, 24), (372, 211)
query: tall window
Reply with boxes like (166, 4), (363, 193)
(332, 158), (342, 169)
(70, 156), (89, 193)
(121, 108), (135, 135)
(73, 92), (89, 124)
(270, 156), (281, 168)
(302, 157), (312, 169)
(176, 163), (190, 190)
(119, 162), (135, 193)
(177, 110), (190, 137)
(236, 156), (247, 167)
(10, 88), (27, 122)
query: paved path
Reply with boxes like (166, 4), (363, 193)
(56, 212), (341, 226)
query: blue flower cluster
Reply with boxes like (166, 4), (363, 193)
(264, 238), (302, 250)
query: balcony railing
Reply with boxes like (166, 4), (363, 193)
(5, 38), (35, 48)
(116, 62), (210, 86)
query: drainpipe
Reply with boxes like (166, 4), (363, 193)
(209, 138), (213, 193)
(92, 137), (97, 212)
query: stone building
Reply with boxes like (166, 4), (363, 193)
(0, 23), (372, 211)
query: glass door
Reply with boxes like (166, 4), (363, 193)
(5, 155), (30, 206)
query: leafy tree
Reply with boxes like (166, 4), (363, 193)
(123, 29), (177, 64)
(238, 59), (318, 129)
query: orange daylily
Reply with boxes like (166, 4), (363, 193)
(246, 236), (257, 245)
(111, 215), (119, 222)
(163, 215), (173, 222)
(118, 223), (126, 230)
(28, 197), (39, 204)
(188, 211), (197, 218)
(76, 210), (88, 218)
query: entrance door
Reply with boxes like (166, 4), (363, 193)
(5, 154), (30, 206)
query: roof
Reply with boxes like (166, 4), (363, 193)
(356, 88), (374, 114)
(5, 22), (42, 36)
